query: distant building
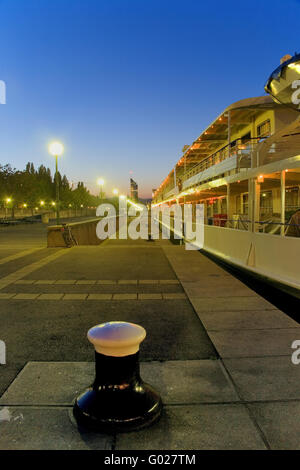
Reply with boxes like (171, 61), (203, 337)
(130, 178), (138, 201)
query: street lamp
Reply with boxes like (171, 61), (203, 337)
(5, 198), (11, 218)
(97, 178), (105, 201)
(112, 188), (119, 196)
(49, 141), (64, 225)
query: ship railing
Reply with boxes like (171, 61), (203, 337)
(255, 119), (300, 167)
(183, 138), (261, 182)
(205, 216), (300, 237)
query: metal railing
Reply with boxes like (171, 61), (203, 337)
(154, 121), (300, 203)
(183, 138), (262, 182)
(153, 138), (262, 203)
(204, 215), (300, 236)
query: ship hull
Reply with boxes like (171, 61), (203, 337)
(200, 225), (300, 294)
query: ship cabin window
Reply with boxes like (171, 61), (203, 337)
(221, 197), (227, 213)
(286, 186), (300, 212)
(243, 194), (248, 215)
(235, 193), (248, 215)
(257, 120), (271, 139)
(260, 190), (273, 216)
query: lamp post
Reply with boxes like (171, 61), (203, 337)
(49, 142), (64, 225)
(112, 188), (119, 211)
(5, 198), (11, 219)
(97, 178), (105, 202)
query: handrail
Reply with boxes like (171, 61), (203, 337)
(183, 137), (262, 182)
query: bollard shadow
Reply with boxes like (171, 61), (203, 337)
(68, 404), (172, 450)
(68, 406), (115, 450)
(113, 406), (173, 450)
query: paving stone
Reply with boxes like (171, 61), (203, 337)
(55, 280), (76, 285)
(76, 280), (97, 285)
(163, 293), (186, 299)
(139, 294), (162, 300)
(0, 360), (238, 406)
(183, 284), (257, 298)
(97, 280), (117, 284)
(198, 309), (300, 331)
(14, 280), (35, 284)
(118, 280), (137, 284)
(190, 296), (276, 312)
(37, 294), (64, 300)
(87, 294), (113, 300)
(208, 328), (300, 358)
(13, 294), (40, 300)
(159, 280), (180, 284)
(34, 280), (56, 285)
(0, 363), (24, 396)
(0, 363), (92, 406)
(138, 280), (159, 284)
(248, 402), (300, 450)
(0, 293), (16, 299)
(112, 293), (137, 300)
(0, 406), (113, 450)
(63, 294), (88, 300)
(224, 356), (300, 401)
(116, 404), (266, 450)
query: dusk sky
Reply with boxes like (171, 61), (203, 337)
(1, 0), (300, 198)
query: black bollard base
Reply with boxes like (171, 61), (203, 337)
(73, 351), (162, 433)
(73, 382), (162, 433)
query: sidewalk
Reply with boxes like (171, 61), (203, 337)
(0, 240), (300, 449)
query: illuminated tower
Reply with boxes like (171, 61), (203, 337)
(130, 178), (138, 201)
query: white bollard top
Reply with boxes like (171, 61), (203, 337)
(87, 321), (146, 357)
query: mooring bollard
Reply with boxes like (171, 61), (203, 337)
(73, 321), (162, 432)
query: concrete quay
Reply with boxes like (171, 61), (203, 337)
(0, 223), (300, 450)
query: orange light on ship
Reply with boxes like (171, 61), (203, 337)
(257, 175), (264, 183)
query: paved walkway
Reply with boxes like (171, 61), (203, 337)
(0, 230), (300, 449)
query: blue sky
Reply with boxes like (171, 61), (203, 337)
(0, 0), (300, 197)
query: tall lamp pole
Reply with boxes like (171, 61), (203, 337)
(49, 141), (64, 225)
(97, 178), (105, 203)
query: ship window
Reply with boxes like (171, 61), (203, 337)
(257, 120), (271, 138)
(243, 194), (248, 215)
(285, 186), (299, 211)
(260, 190), (273, 215)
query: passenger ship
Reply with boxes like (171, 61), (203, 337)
(152, 54), (300, 296)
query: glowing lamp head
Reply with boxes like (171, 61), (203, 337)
(6, 198), (11, 203)
(40, 201), (45, 206)
(97, 178), (105, 186)
(113, 189), (119, 195)
(49, 141), (64, 156)
(257, 174), (264, 183)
